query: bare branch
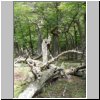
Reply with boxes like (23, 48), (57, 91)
(41, 50), (83, 69)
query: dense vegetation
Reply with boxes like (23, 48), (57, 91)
(14, 1), (86, 59)
(14, 1), (86, 98)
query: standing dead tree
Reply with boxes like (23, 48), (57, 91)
(42, 35), (52, 64)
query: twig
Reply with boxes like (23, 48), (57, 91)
(62, 86), (67, 97)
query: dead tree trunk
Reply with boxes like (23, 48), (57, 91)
(18, 64), (85, 98)
(18, 65), (57, 98)
(16, 36), (85, 98)
(42, 35), (51, 65)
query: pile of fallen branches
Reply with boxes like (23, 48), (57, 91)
(14, 36), (86, 98)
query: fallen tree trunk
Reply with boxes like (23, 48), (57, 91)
(69, 66), (86, 77)
(18, 65), (58, 98)
(14, 56), (26, 64)
(65, 65), (86, 76)
(16, 37), (85, 98)
(18, 64), (86, 98)
(14, 50), (84, 79)
(14, 55), (42, 64)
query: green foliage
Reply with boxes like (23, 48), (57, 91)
(14, 1), (86, 55)
(14, 2), (86, 97)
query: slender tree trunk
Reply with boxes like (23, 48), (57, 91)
(67, 32), (75, 60)
(62, 12), (79, 59)
(74, 24), (78, 60)
(84, 13), (86, 46)
(14, 27), (20, 56)
(84, 13), (86, 64)
(16, 22), (26, 56)
(75, 20), (82, 50)
(25, 16), (34, 56)
(52, 36), (59, 57)
(36, 24), (42, 55)
(18, 20), (26, 55)
(63, 26), (68, 51)
(28, 25), (34, 56)
(46, 25), (48, 38)
(14, 41), (19, 57)
(52, 2), (60, 57)
(80, 13), (86, 65)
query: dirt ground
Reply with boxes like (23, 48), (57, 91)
(35, 76), (86, 98)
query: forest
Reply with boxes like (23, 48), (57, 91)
(14, 1), (86, 98)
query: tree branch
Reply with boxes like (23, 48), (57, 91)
(41, 50), (83, 69)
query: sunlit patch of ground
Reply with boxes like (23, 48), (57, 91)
(14, 64), (34, 98)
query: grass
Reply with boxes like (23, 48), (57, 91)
(14, 82), (28, 98)
(14, 63), (34, 98)
(35, 76), (86, 98)
(55, 59), (81, 69)
(35, 60), (86, 98)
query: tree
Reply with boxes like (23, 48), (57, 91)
(14, 1), (86, 60)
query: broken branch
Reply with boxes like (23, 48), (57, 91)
(41, 50), (83, 69)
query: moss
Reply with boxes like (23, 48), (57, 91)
(14, 84), (27, 97)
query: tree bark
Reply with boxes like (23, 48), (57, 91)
(36, 24), (42, 55)
(28, 26), (34, 56)
(18, 65), (57, 98)
(42, 36), (51, 64)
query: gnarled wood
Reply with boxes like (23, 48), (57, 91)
(15, 37), (85, 99)
(18, 64), (86, 98)
(18, 65), (57, 98)
(42, 35), (51, 64)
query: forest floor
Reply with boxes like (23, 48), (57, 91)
(14, 59), (86, 98)
(35, 76), (86, 98)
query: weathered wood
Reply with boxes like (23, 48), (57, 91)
(26, 58), (43, 79)
(18, 64), (86, 98)
(14, 56), (26, 64)
(14, 50), (83, 66)
(18, 65), (57, 98)
(68, 65), (86, 77)
(33, 54), (42, 60)
(15, 46), (85, 98)
(41, 50), (83, 69)
(42, 35), (51, 65)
